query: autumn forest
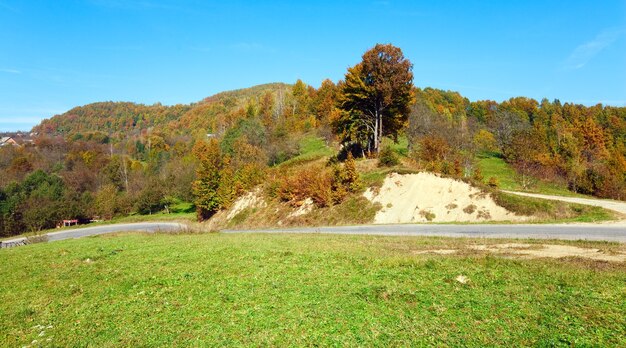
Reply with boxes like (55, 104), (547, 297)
(1, 44), (624, 237)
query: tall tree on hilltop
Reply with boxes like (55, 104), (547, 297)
(337, 44), (414, 154)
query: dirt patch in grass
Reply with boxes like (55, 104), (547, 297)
(413, 249), (457, 255)
(470, 243), (626, 262)
(416, 243), (626, 262)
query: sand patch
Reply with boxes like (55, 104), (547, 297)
(227, 188), (266, 220)
(364, 172), (528, 223)
(469, 243), (626, 262)
(471, 243), (533, 250)
(205, 188), (267, 230)
(287, 198), (314, 218)
(412, 243), (625, 262)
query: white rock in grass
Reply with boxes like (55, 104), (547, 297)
(455, 275), (469, 284)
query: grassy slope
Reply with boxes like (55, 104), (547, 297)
(276, 134), (335, 169)
(491, 191), (616, 223)
(477, 153), (589, 197)
(1, 233), (624, 346)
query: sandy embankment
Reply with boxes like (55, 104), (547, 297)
(364, 172), (528, 224)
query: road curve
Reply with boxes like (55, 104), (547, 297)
(503, 190), (626, 216)
(223, 223), (626, 242)
(1, 222), (187, 247)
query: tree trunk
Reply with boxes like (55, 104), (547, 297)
(374, 110), (379, 154)
(376, 107), (383, 155)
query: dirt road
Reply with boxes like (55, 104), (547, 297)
(503, 191), (626, 217)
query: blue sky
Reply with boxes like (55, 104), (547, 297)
(1, 1), (625, 131)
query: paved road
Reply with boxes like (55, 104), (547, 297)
(504, 190), (626, 216)
(0, 222), (187, 247)
(3, 191), (626, 247)
(223, 223), (626, 242)
(224, 191), (626, 242)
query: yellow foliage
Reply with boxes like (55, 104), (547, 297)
(473, 129), (497, 152)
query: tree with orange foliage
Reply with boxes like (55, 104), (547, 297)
(192, 139), (224, 220)
(337, 44), (414, 155)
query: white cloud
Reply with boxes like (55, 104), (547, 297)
(564, 28), (625, 70)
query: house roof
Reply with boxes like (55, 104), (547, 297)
(0, 137), (20, 146)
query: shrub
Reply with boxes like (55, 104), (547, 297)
(453, 159), (463, 177)
(487, 176), (499, 188)
(93, 184), (119, 220)
(266, 135), (299, 166)
(477, 209), (492, 219)
(135, 184), (166, 215)
(277, 156), (361, 208)
(337, 142), (365, 161)
(472, 167), (484, 182)
(25, 234), (48, 244)
(419, 210), (436, 221)
(378, 145), (399, 167)
(278, 166), (334, 207)
(419, 135), (449, 163)
(463, 204), (477, 214)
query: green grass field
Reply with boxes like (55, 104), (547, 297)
(277, 134), (334, 168)
(477, 153), (589, 197)
(1, 233), (624, 346)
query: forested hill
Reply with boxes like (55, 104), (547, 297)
(33, 102), (191, 135)
(33, 82), (291, 137)
(29, 81), (626, 201)
(4, 43), (625, 239)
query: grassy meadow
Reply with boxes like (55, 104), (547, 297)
(1, 232), (624, 346)
(476, 153), (590, 197)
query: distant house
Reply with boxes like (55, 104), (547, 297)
(0, 137), (19, 147)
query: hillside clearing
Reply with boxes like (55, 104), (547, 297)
(476, 153), (591, 198)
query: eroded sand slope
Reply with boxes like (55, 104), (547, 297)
(364, 172), (527, 223)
